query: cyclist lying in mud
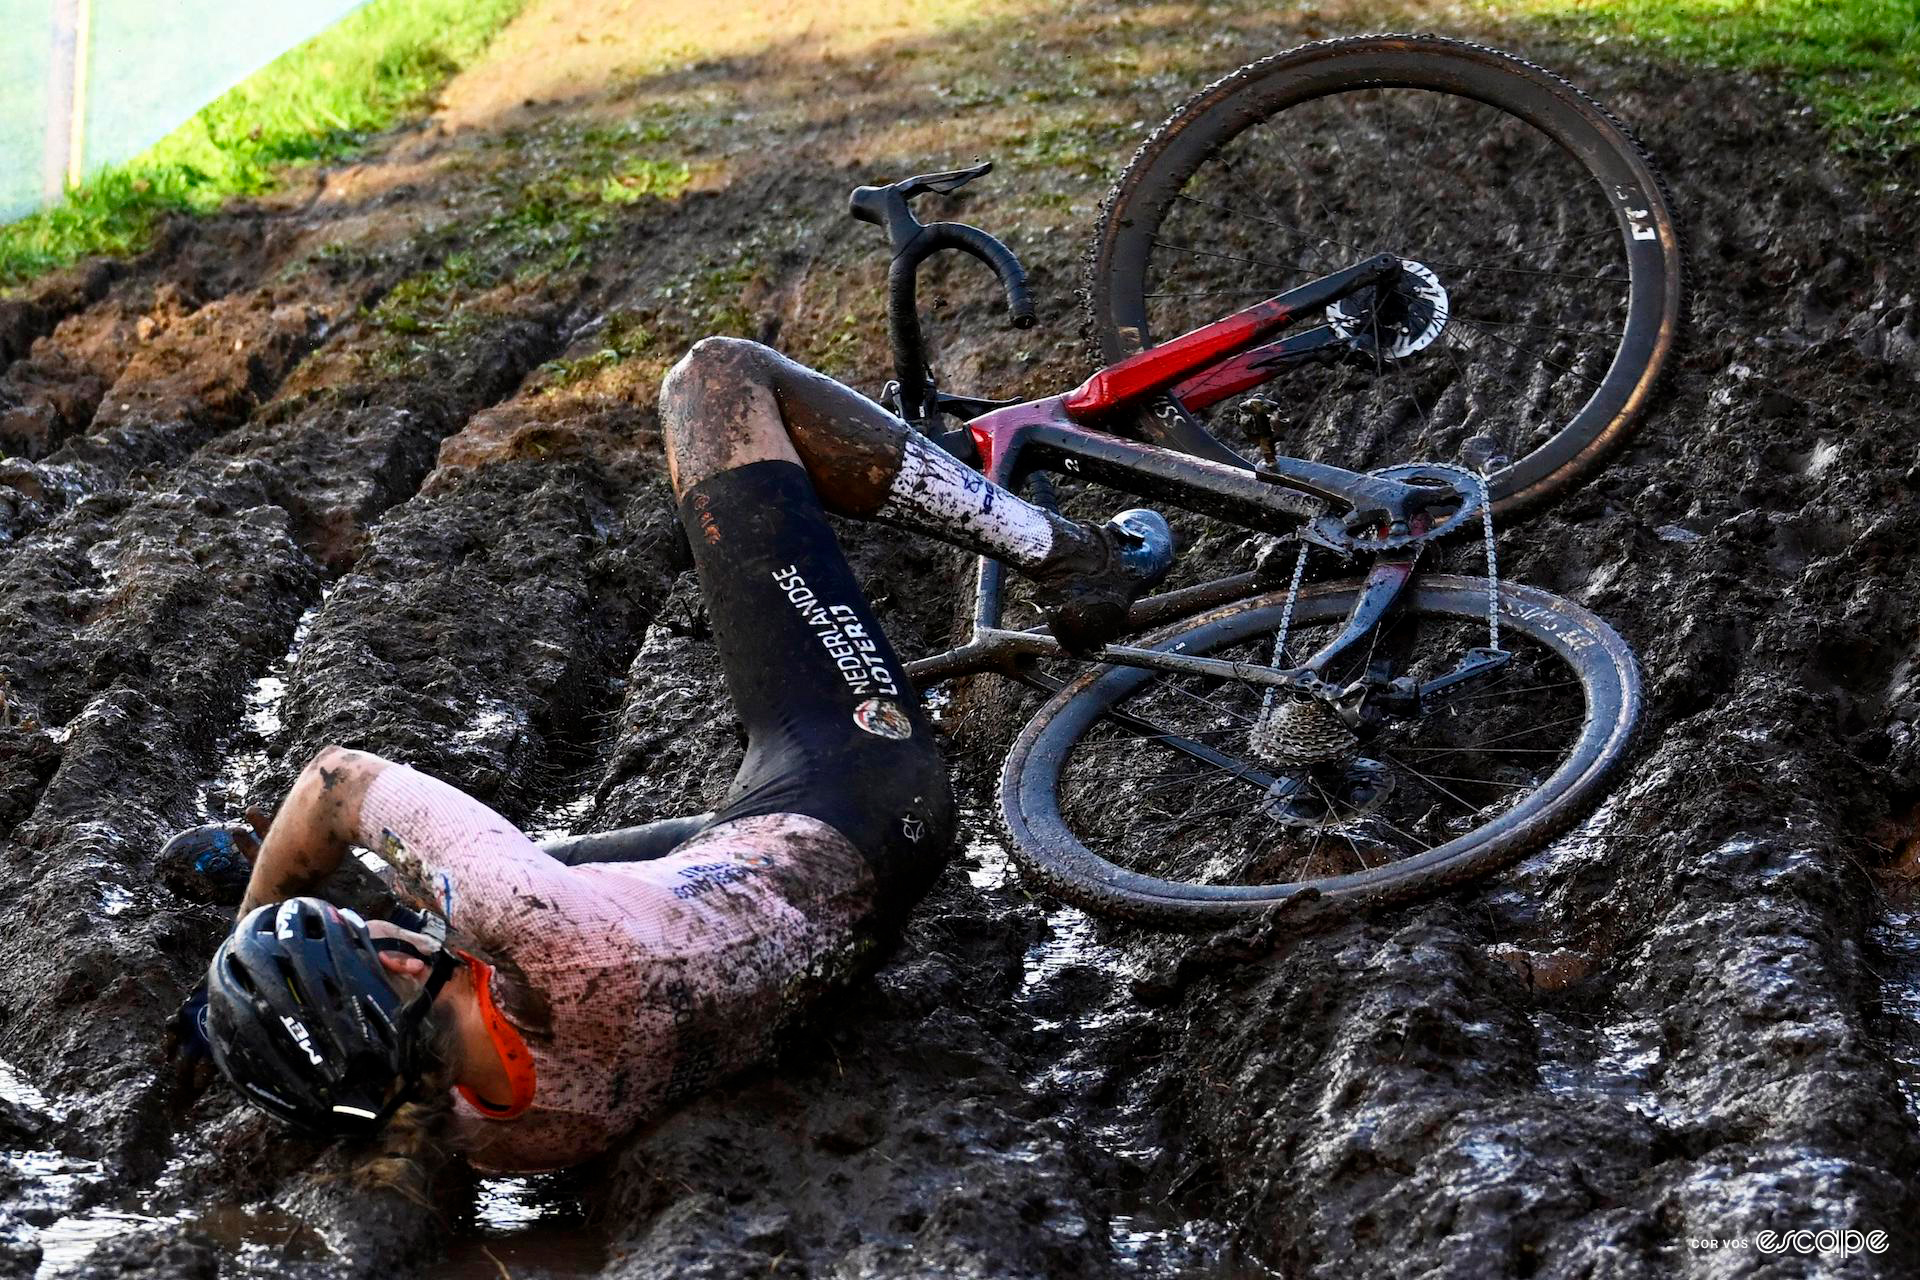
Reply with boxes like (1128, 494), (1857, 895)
(173, 336), (1172, 1170)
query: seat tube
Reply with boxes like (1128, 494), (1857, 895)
(967, 422), (1029, 633)
(969, 415), (1031, 632)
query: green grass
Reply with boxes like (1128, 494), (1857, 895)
(360, 120), (695, 375)
(0, 0), (524, 285)
(1498, 0), (1920, 147)
(589, 159), (694, 206)
(535, 312), (660, 389)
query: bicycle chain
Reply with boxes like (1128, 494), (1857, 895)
(1477, 469), (1502, 651)
(1260, 541), (1311, 721)
(1252, 457), (1506, 769)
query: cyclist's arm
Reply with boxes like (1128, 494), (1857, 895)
(237, 745), (391, 917)
(348, 759), (587, 949)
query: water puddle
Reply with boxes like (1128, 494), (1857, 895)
(0, 1055), (55, 1116)
(0, 1057), (88, 1263)
(1529, 1007), (1675, 1140)
(960, 817), (1011, 892)
(962, 813), (1223, 1274)
(2, 1150), (103, 1223)
(31, 1200), (331, 1278)
(196, 591), (330, 819)
(1109, 1214), (1240, 1275)
(0, 1149), (109, 1276)
(1868, 884), (1920, 1123)
(183, 1202), (331, 1269)
(524, 784), (598, 845)
(34, 1211), (158, 1275)
(454, 704), (527, 755)
(960, 813), (1117, 1015)
(430, 1174), (606, 1280)
(95, 882), (136, 917)
(24, 1165), (594, 1279)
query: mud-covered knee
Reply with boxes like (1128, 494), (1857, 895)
(659, 337), (786, 495)
(663, 336), (772, 397)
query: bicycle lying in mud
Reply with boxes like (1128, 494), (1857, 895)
(848, 34), (1686, 929)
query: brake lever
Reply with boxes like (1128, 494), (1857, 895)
(849, 162), (993, 246)
(895, 162), (994, 200)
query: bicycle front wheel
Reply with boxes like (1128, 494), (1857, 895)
(1000, 576), (1640, 929)
(1083, 34), (1687, 516)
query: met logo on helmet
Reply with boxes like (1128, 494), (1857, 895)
(280, 1015), (324, 1066)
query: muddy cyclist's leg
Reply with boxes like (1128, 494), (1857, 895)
(683, 459), (957, 918)
(659, 336), (1107, 579)
(536, 814), (716, 866)
(660, 345), (967, 921)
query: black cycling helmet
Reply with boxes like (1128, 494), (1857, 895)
(205, 897), (461, 1136)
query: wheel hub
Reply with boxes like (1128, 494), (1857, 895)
(1262, 758), (1396, 828)
(1326, 258), (1450, 358)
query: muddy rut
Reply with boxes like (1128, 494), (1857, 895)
(1, 1), (1918, 1277)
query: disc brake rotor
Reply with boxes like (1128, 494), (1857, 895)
(1326, 258), (1450, 358)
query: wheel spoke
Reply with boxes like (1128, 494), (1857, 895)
(1472, 224), (1614, 264)
(1449, 678), (1580, 703)
(1382, 752), (1484, 813)
(1173, 191), (1370, 260)
(1455, 314), (1623, 341)
(1377, 89), (1448, 251)
(1421, 258), (1625, 285)
(1151, 236), (1311, 278)
(1449, 316), (1605, 387)
(1371, 813), (1435, 853)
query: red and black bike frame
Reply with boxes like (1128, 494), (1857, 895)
(902, 253), (1438, 690)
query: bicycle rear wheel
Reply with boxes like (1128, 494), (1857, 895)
(1083, 34), (1686, 516)
(1000, 576), (1639, 929)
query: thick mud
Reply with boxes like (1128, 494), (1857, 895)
(2, 1), (1917, 1277)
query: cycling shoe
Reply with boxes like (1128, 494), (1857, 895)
(1033, 508), (1175, 654)
(161, 821), (260, 902)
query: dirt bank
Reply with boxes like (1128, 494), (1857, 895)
(1, 1), (1917, 1277)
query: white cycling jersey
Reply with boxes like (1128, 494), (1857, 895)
(355, 761), (878, 1171)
